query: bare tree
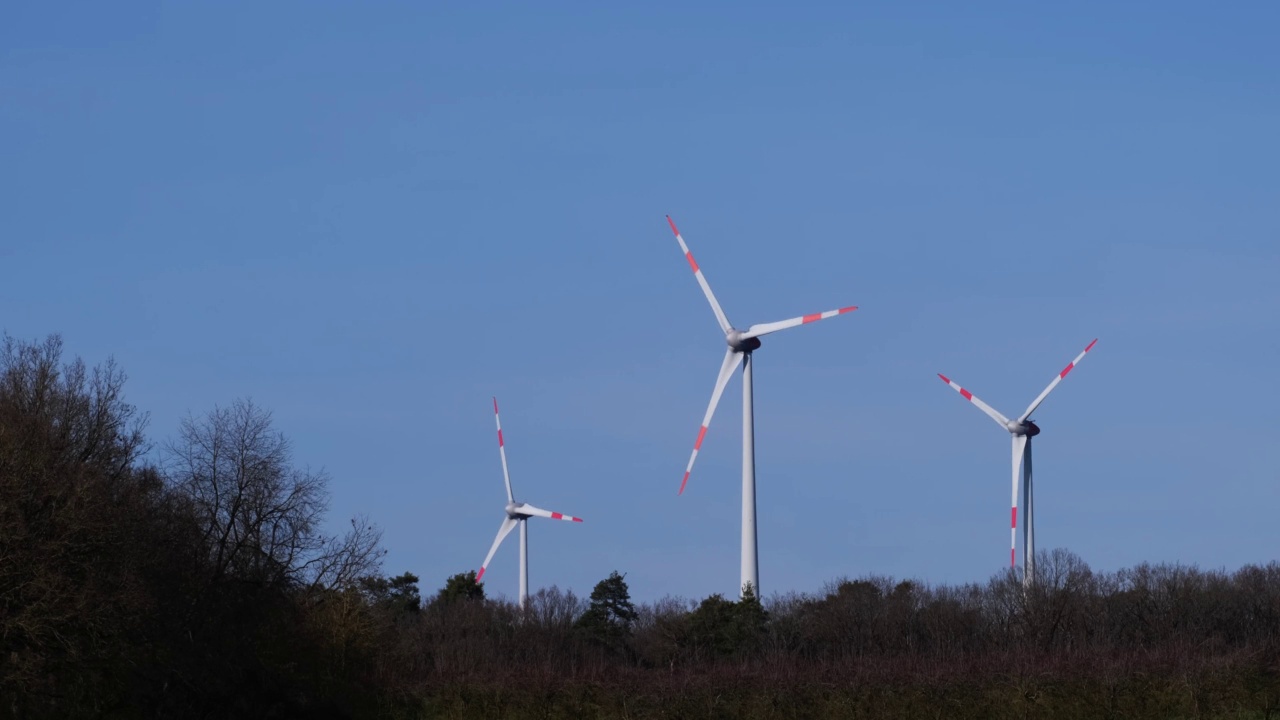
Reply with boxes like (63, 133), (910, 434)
(306, 514), (385, 591)
(163, 398), (383, 590)
(0, 333), (147, 479)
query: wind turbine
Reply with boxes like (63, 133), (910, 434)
(476, 397), (583, 607)
(937, 339), (1097, 586)
(666, 215), (857, 597)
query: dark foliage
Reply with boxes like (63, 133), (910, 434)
(363, 571), (423, 615)
(435, 570), (485, 607)
(2, 333), (1279, 719)
(0, 334), (390, 718)
(575, 570), (638, 654)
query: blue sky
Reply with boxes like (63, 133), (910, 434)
(3, 2), (1278, 603)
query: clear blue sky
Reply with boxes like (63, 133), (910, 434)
(3, 2), (1278, 603)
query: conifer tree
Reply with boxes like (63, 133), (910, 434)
(576, 571), (638, 650)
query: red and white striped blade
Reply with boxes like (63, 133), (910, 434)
(518, 503), (584, 523)
(1018, 339), (1098, 423)
(680, 348), (744, 495)
(741, 306), (858, 340)
(667, 215), (732, 334)
(937, 374), (1011, 428)
(493, 397), (514, 503)
(1010, 435), (1027, 569)
(476, 515), (518, 583)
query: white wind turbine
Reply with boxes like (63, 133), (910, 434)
(938, 339), (1097, 586)
(666, 215), (858, 597)
(475, 398), (583, 607)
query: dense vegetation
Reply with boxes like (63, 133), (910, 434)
(2, 333), (1278, 719)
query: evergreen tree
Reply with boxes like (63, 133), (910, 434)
(576, 571), (639, 651)
(736, 583), (768, 650)
(685, 584), (770, 659)
(362, 571), (422, 615)
(436, 570), (485, 605)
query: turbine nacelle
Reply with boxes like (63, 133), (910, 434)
(504, 501), (527, 519)
(1006, 420), (1041, 437)
(726, 329), (762, 354)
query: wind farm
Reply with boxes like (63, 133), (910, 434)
(6, 3), (1278, 717)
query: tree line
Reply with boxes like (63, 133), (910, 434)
(2, 333), (1278, 719)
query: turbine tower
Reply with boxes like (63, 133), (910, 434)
(667, 215), (857, 597)
(476, 397), (582, 607)
(938, 339), (1097, 586)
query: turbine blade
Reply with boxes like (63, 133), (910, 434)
(493, 397), (514, 502)
(517, 503), (584, 523)
(667, 215), (732, 333)
(476, 516), (519, 582)
(679, 348), (745, 494)
(741, 306), (858, 340)
(1018, 339), (1098, 422)
(1011, 434), (1027, 569)
(938, 374), (1011, 428)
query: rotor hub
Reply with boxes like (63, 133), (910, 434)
(1006, 420), (1041, 437)
(726, 329), (761, 353)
